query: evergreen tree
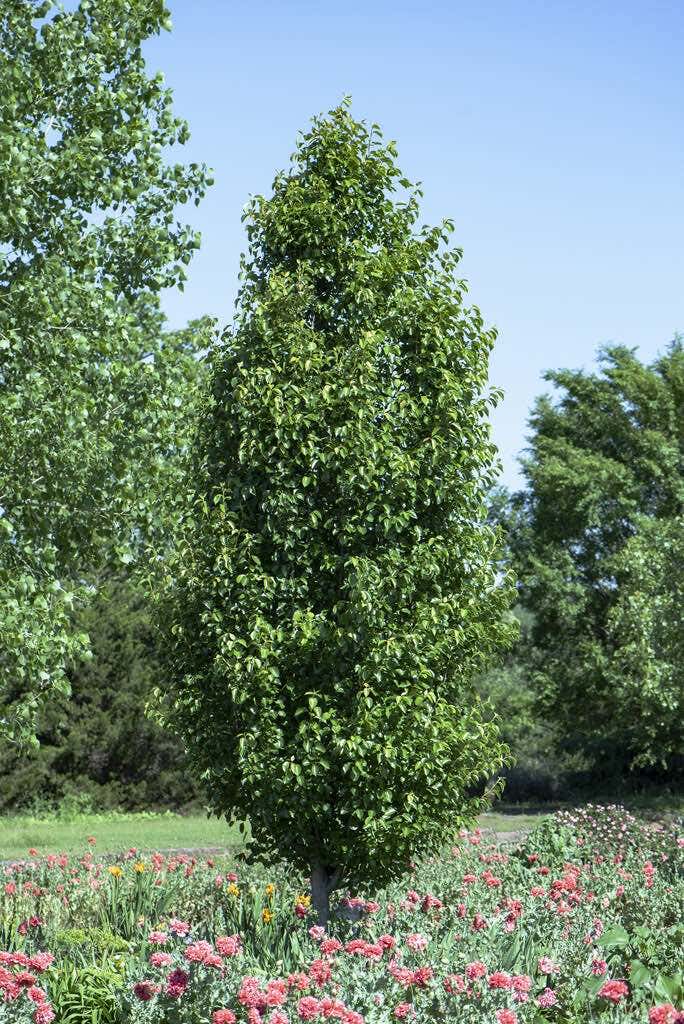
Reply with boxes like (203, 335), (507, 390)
(0, 573), (199, 812)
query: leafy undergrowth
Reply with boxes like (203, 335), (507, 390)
(0, 806), (682, 1022)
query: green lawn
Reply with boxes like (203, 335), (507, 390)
(0, 813), (245, 862)
(479, 811), (547, 833)
(2, 793), (679, 861)
(0, 809), (543, 861)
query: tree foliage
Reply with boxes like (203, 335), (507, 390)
(0, 0), (210, 741)
(512, 342), (684, 771)
(0, 571), (199, 813)
(157, 103), (514, 921)
(606, 516), (684, 767)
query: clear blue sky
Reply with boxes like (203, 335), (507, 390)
(146, 0), (684, 487)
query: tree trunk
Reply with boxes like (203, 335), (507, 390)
(310, 863), (337, 928)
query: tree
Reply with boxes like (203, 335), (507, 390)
(512, 341), (684, 773)
(0, 0), (210, 742)
(157, 103), (514, 924)
(0, 570), (201, 813)
(606, 516), (684, 768)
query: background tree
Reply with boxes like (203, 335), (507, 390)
(606, 516), (684, 769)
(0, 570), (200, 813)
(512, 341), (684, 776)
(0, 0), (210, 742)
(156, 103), (515, 924)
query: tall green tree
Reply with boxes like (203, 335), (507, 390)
(0, 0), (210, 742)
(513, 342), (684, 772)
(157, 104), (514, 923)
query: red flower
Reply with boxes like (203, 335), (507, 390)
(496, 1011), (518, 1024)
(488, 971), (513, 990)
(133, 980), (159, 1002)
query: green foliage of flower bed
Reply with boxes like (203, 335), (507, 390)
(0, 806), (682, 1022)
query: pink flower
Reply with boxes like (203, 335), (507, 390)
(496, 1011), (518, 1024)
(27, 987), (47, 1004)
(405, 933), (428, 952)
(212, 1012), (237, 1024)
(388, 960), (414, 988)
(309, 926), (325, 941)
(27, 953), (54, 974)
(598, 979), (629, 1003)
(308, 959), (331, 986)
(185, 940), (215, 963)
(512, 975), (532, 993)
(270, 1013), (289, 1024)
(465, 961), (487, 980)
(148, 930), (168, 945)
(216, 935), (242, 957)
(297, 996), (322, 1020)
(394, 1004), (412, 1019)
(538, 957), (560, 975)
(649, 1006), (677, 1024)
(287, 973), (310, 991)
(538, 988), (558, 1008)
(169, 918), (190, 936)
(591, 959), (608, 976)
(33, 1007), (55, 1024)
(412, 966), (433, 987)
(149, 952), (173, 967)
(421, 894), (443, 912)
(320, 938), (342, 955)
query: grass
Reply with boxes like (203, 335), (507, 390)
(0, 812), (244, 862)
(0, 808), (543, 861)
(2, 790), (679, 861)
(479, 811), (548, 833)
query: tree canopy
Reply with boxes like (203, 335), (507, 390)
(512, 341), (684, 772)
(157, 103), (514, 922)
(0, 0), (210, 741)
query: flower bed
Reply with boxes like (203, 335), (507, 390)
(1, 806), (682, 1022)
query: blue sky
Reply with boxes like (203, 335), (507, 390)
(146, 1), (684, 486)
